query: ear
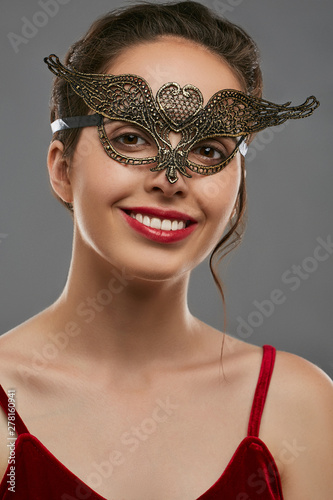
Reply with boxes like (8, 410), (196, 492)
(47, 140), (73, 204)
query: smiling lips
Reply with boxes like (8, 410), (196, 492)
(120, 207), (198, 243)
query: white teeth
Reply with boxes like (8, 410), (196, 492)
(150, 218), (162, 229)
(171, 220), (178, 231)
(161, 219), (172, 231)
(129, 212), (189, 231)
(143, 216), (150, 227)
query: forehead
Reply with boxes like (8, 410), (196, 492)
(105, 36), (243, 103)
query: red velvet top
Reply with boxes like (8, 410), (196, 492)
(0, 345), (284, 499)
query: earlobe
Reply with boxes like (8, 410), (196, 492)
(47, 140), (73, 204)
(230, 206), (237, 220)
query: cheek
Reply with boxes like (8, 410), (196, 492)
(70, 132), (135, 211)
(198, 160), (241, 226)
(69, 150), (138, 255)
(181, 163), (242, 271)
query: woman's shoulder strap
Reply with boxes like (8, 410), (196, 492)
(0, 384), (29, 435)
(247, 345), (276, 438)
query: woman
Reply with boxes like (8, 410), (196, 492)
(0, 2), (332, 499)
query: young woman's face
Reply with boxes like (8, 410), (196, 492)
(67, 37), (243, 280)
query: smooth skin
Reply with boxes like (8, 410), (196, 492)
(0, 37), (332, 500)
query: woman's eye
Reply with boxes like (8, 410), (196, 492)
(116, 134), (146, 146)
(104, 123), (159, 158)
(196, 146), (221, 159)
(192, 145), (224, 160)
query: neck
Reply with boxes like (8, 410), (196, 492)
(46, 233), (203, 378)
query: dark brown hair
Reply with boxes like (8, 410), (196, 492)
(48, 1), (263, 345)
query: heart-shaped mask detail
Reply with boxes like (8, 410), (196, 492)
(156, 83), (203, 130)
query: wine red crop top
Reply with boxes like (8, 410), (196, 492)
(0, 345), (284, 499)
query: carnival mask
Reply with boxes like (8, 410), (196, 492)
(44, 54), (319, 183)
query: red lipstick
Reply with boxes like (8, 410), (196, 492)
(119, 207), (198, 244)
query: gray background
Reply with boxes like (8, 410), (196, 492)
(0, 0), (332, 376)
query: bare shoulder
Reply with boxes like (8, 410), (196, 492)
(0, 309), (53, 376)
(0, 321), (35, 383)
(221, 332), (333, 497)
(273, 349), (333, 412)
(272, 349), (333, 454)
(0, 312), (57, 405)
(0, 311), (67, 481)
(0, 319), (39, 469)
(262, 347), (333, 437)
(266, 349), (333, 499)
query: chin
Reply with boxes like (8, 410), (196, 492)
(124, 264), (190, 283)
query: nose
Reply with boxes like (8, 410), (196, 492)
(144, 163), (190, 198)
(144, 130), (191, 196)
